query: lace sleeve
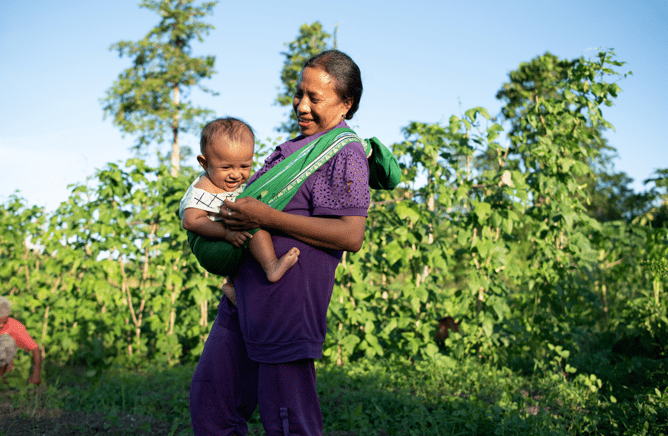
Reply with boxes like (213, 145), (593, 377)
(312, 141), (370, 216)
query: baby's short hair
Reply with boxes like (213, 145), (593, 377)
(200, 117), (255, 155)
(0, 334), (16, 367)
(0, 297), (11, 318)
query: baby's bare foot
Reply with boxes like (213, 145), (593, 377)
(222, 282), (237, 306)
(265, 247), (300, 282)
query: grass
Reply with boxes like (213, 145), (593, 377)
(1, 348), (667, 435)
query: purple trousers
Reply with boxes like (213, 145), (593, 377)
(190, 299), (324, 436)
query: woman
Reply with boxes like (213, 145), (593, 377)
(189, 50), (369, 436)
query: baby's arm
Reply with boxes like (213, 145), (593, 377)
(182, 208), (251, 248)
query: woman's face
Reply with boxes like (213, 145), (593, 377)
(293, 67), (352, 136)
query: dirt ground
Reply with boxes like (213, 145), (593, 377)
(0, 391), (365, 436)
(0, 412), (363, 436)
(0, 413), (365, 436)
(0, 389), (177, 435)
(0, 410), (180, 435)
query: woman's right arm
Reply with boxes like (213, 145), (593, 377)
(222, 197), (366, 252)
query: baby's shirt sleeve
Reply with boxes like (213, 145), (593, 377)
(311, 141), (370, 217)
(179, 175), (243, 222)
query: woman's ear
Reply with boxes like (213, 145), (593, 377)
(342, 98), (353, 117)
(196, 155), (208, 171)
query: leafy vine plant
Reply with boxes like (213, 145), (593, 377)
(327, 49), (632, 365)
(7, 47), (663, 371)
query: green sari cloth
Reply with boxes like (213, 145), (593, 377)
(187, 128), (400, 277)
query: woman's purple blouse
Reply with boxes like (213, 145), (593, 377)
(219, 121), (370, 363)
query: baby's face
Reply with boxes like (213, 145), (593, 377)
(200, 138), (254, 192)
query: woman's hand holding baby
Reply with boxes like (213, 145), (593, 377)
(222, 197), (272, 231)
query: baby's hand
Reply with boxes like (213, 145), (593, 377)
(224, 230), (252, 248)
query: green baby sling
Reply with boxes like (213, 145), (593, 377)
(187, 128), (401, 277)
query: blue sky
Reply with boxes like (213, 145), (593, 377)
(1, 0), (667, 211)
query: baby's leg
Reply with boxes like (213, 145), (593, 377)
(249, 230), (299, 283)
(222, 280), (237, 306)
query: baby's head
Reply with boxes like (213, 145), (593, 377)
(198, 118), (255, 192)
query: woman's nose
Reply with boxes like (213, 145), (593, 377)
(297, 97), (310, 113)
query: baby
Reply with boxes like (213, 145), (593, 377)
(180, 118), (300, 303)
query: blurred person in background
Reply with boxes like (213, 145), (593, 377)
(0, 296), (42, 385)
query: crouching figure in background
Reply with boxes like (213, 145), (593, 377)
(0, 296), (42, 385)
(435, 316), (460, 346)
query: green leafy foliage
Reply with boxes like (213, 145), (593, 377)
(1, 161), (223, 368)
(3, 46), (668, 433)
(7, 48), (665, 371)
(5, 355), (668, 436)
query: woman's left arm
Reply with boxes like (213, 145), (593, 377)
(222, 198), (366, 252)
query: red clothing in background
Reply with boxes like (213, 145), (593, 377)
(0, 317), (38, 351)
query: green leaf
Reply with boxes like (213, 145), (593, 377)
(491, 298), (509, 320)
(502, 217), (514, 234)
(415, 285), (428, 303)
(457, 229), (469, 246)
(477, 107), (491, 120)
(395, 201), (421, 222)
(365, 335), (384, 357)
(474, 202), (491, 222)
(424, 343), (439, 359)
(482, 316), (494, 337)
(491, 211), (502, 228)
(384, 240), (403, 265)
(340, 334), (360, 355)
(478, 240), (493, 258)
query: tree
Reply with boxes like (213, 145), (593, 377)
(102, 0), (218, 176)
(496, 52), (631, 216)
(275, 22), (332, 136)
(641, 168), (668, 228)
(493, 50), (626, 349)
(496, 52), (620, 165)
(585, 169), (648, 222)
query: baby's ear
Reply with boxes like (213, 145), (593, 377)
(196, 155), (207, 170)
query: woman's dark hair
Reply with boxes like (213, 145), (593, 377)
(303, 50), (363, 120)
(200, 117), (255, 154)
